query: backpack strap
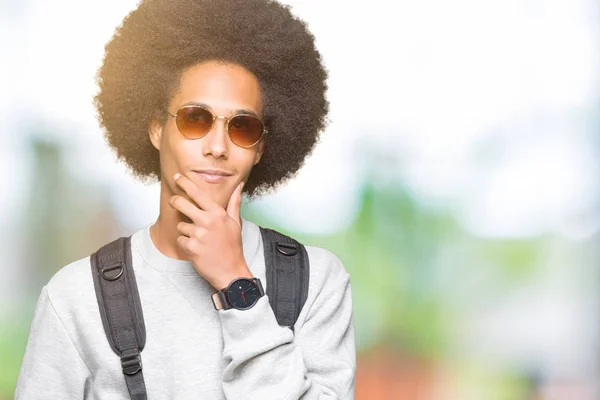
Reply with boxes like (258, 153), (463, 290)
(90, 236), (147, 400)
(259, 227), (310, 332)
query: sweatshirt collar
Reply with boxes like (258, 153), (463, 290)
(134, 216), (261, 275)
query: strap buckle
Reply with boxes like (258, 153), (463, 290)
(121, 352), (143, 375)
(276, 242), (298, 256)
(101, 263), (124, 281)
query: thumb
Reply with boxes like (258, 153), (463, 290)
(226, 181), (244, 226)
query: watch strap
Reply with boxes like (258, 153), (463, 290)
(212, 289), (230, 310)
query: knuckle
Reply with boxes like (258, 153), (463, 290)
(187, 239), (198, 252)
(192, 227), (203, 239)
(205, 214), (216, 227)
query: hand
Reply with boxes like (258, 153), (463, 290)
(169, 173), (254, 290)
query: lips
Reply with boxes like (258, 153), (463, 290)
(192, 169), (233, 176)
(192, 169), (233, 184)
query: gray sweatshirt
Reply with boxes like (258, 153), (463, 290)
(15, 217), (356, 399)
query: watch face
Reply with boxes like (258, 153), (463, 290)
(227, 279), (260, 310)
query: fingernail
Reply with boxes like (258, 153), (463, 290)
(174, 173), (181, 181)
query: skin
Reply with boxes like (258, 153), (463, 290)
(147, 60), (266, 291)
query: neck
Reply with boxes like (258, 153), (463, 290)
(149, 180), (190, 261)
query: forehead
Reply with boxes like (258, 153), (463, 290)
(172, 61), (263, 115)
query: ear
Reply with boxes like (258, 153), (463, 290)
(148, 115), (164, 151)
(253, 137), (265, 165)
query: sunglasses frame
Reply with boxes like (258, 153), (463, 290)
(166, 105), (268, 148)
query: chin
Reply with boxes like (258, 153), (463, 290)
(206, 188), (230, 208)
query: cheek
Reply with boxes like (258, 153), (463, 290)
(233, 148), (260, 170)
(158, 129), (189, 171)
(167, 127), (196, 157)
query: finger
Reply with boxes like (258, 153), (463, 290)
(169, 195), (205, 224)
(226, 181), (244, 226)
(176, 235), (192, 257)
(175, 220), (196, 238)
(174, 173), (219, 212)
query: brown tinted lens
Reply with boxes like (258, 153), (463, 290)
(228, 115), (264, 147)
(176, 106), (213, 138)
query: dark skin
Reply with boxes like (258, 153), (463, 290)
(147, 60), (265, 291)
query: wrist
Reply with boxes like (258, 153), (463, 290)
(214, 264), (254, 291)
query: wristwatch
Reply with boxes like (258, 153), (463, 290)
(212, 277), (265, 311)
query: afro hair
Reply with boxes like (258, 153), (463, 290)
(93, 0), (329, 200)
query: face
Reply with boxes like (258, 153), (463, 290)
(149, 61), (265, 209)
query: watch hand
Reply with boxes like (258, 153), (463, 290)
(242, 292), (246, 304)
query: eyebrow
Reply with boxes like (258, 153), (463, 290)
(179, 101), (260, 119)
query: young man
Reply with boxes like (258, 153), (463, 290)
(15, 0), (356, 399)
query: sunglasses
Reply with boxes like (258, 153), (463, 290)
(166, 105), (267, 148)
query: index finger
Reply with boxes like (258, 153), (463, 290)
(173, 173), (220, 213)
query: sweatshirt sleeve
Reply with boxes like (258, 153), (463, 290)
(14, 286), (91, 399)
(217, 252), (356, 399)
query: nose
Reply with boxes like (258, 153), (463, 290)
(201, 116), (229, 159)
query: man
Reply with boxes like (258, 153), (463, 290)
(15, 0), (356, 398)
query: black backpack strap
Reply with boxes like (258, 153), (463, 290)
(259, 227), (310, 332)
(90, 236), (147, 400)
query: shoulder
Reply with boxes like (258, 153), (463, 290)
(256, 222), (350, 286)
(47, 254), (93, 293)
(44, 254), (96, 317)
(303, 244), (351, 297)
(304, 245), (349, 279)
(290, 243), (353, 329)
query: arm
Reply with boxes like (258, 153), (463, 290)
(218, 252), (356, 399)
(14, 286), (91, 399)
